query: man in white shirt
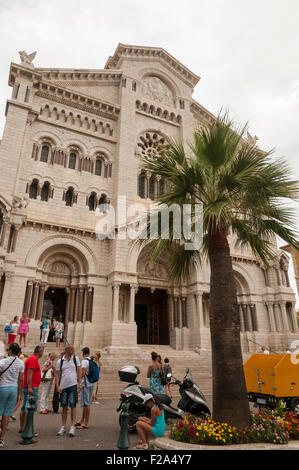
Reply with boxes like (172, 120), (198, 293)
(55, 345), (81, 437)
(75, 347), (93, 429)
(0, 343), (24, 447)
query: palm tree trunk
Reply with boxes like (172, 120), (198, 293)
(208, 227), (251, 429)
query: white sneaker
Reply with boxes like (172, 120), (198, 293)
(57, 426), (67, 436)
(69, 426), (75, 437)
(0, 440), (4, 447)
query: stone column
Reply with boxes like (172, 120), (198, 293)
(85, 286), (94, 322)
(23, 281), (33, 314)
(129, 284), (138, 323)
(69, 287), (76, 322)
(65, 288), (70, 323)
(0, 272), (13, 318)
(195, 292), (204, 329)
(11, 225), (20, 253)
(0, 220), (8, 247)
(290, 302), (298, 331)
(278, 302), (289, 332)
(173, 297), (178, 327)
(247, 304), (253, 332)
(181, 296), (187, 327)
(273, 303), (282, 332)
(77, 287), (85, 322)
(29, 282), (39, 319)
(250, 304), (258, 332)
(266, 302), (276, 332)
(167, 293), (174, 329)
(239, 304), (245, 332)
(145, 172), (151, 199)
(177, 297), (182, 329)
(112, 283), (121, 322)
(241, 304), (249, 331)
(36, 284), (46, 320)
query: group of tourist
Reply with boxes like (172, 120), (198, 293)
(0, 334), (171, 449)
(4, 314), (65, 348)
(0, 343), (102, 447)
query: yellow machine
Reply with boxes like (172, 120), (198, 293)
(243, 353), (299, 412)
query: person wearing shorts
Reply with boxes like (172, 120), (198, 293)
(0, 343), (24, 447)
(75, 347), (93, 429)
(19, 345), (44, 434)
(55, 345), (81, 437)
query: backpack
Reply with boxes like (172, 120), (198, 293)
(86, 358), (100, 384)
(164, 364), (172, 382)
(159, 366), (167, 386)
(4, 323), (11, 333)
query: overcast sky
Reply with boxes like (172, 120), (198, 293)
(0, 0), (298, 301)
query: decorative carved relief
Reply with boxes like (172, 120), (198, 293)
(141, 76), (174, 107)
(50, 262), (71, 275)
(138, 259), (167, 279)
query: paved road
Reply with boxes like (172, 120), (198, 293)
(1, 396), (213, 450)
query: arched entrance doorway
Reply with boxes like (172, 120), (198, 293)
(135, 288), (169, 345)
(135, 243), (175, 346)
(42, 287), (67, 342)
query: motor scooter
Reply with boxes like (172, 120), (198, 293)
(117, 366), (210, 432)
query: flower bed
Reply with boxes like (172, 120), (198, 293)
(171, 402), (299, 446)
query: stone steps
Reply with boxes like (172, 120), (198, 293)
(16, 343), (256, 400)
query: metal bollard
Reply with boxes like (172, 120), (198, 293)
(117, 400), (130, 450)
(20, 395), (36, 445)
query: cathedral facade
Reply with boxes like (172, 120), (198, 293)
(0, 44), (297, 353)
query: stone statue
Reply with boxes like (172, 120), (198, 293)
(19, 51), (36, 68)
(246, 132), (259, 146)
(119, 293), (125, 321)
(12, 194), (29, 210)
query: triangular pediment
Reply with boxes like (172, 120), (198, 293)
(105, 43), (200, 88)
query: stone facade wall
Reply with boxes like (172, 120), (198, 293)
(0, 45), (298, 353)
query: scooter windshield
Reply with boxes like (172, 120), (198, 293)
(185, 369), (206, 402)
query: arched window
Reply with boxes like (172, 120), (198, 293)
(40, 145), (50, 163)
(29, 179), (38, 199)
(88, 192), (97, 211)
(149, 175), (155, 200)
(41, 182), (50, 202)
(68, 152), (77, 170)
(95, 159), (102, 176)
(138, 172), (146, 199)
(158, 178), (165, 196)
(98, 194), (108, 213)
(65, 187), (74, 207)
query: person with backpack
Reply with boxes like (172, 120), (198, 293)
(75, 347), (99, 429)
(163, 358), (173, 399)
(55, 345), (81, 437)
(0, 343), (24, 447)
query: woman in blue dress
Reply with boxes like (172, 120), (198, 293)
(147, 351), (165, 395)
(135, 394), (166, 449)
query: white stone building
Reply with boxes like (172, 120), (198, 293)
(0, 44), (297, 353)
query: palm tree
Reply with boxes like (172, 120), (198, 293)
(138, 113), (299, 429)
